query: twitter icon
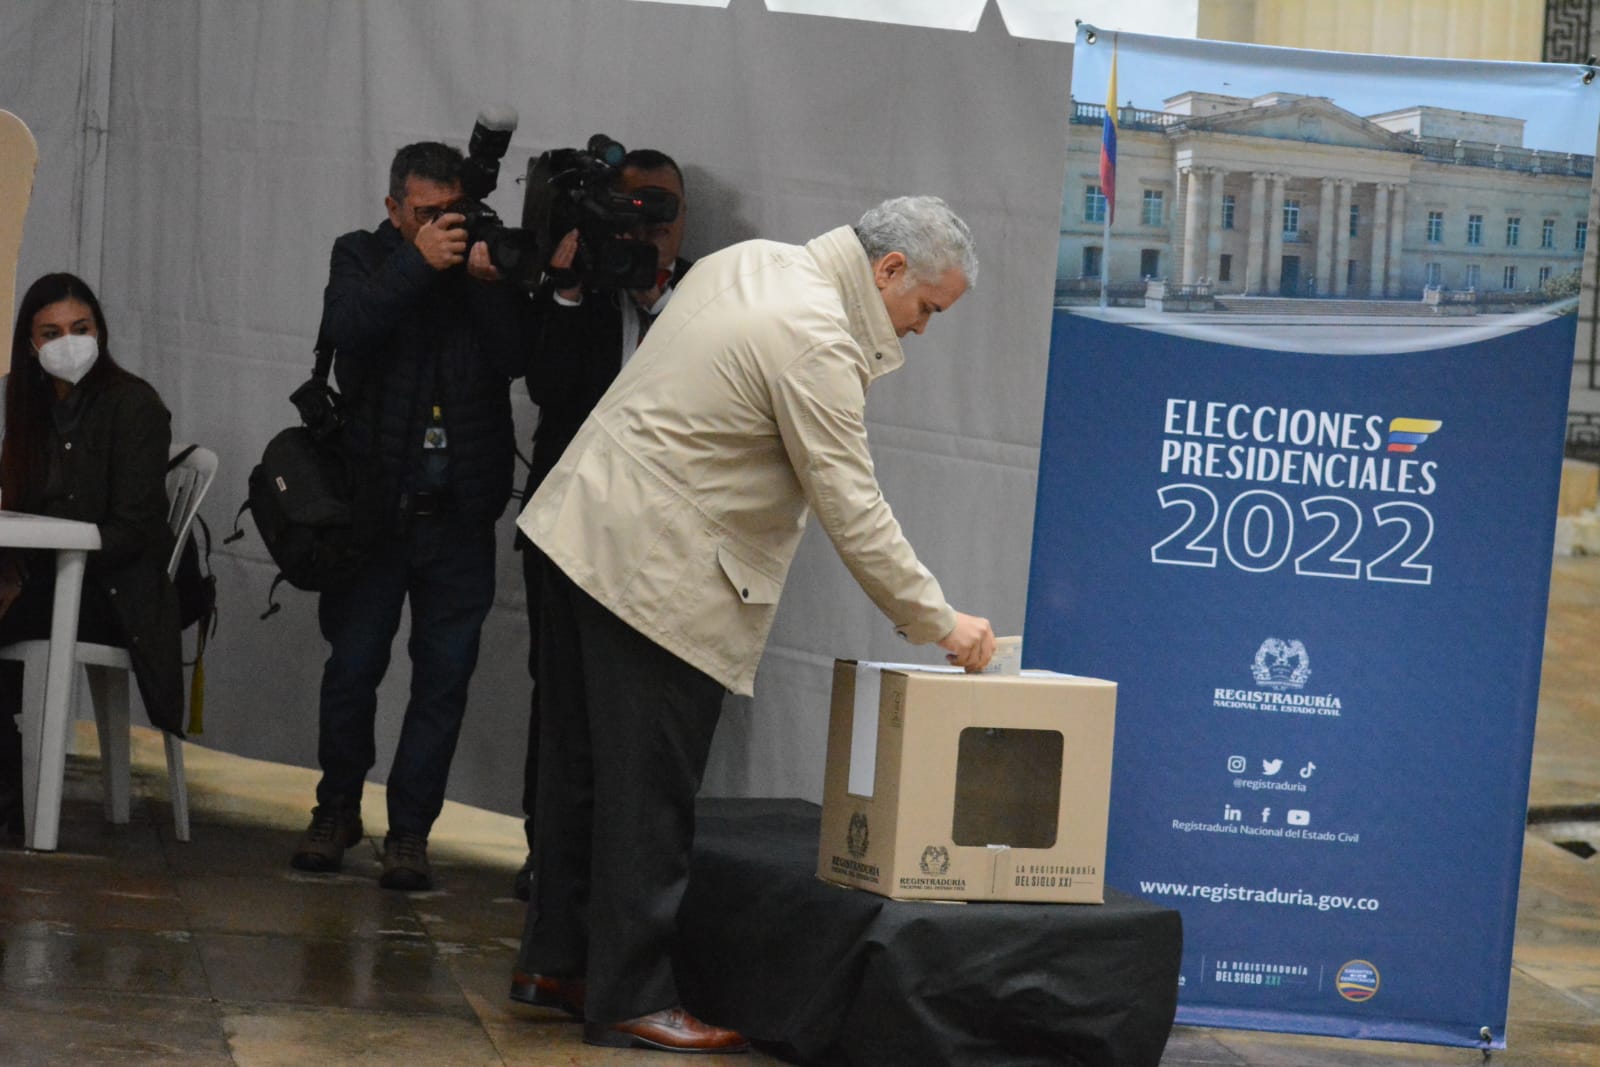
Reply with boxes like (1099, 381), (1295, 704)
(1262, 758), (1283, 775)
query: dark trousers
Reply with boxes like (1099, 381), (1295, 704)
(518, 539), (544, 830)
(517, 557), (726, 1024)
(314, 511), (496, 837)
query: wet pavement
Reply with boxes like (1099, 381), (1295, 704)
(2, 557), (1597, 1065)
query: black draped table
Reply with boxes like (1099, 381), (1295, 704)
(674, 798), (1183, 1067)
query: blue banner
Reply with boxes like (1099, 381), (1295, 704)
(1027, 29), (1595, 1048)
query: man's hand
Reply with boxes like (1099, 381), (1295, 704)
(939, 611), (995, 673)
(466, 240), (501, 281)
(549, 229), (582, 302)
(414, 213), (469, 271)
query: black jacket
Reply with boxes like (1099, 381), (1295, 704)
(38, 374), (184, 733)
(323, 220), (525, 525)
(521, 259), (693, 501)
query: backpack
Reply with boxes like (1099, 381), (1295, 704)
(225, 333), (379, 617)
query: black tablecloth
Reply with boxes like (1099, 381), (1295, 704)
(675, 798), (1182, 1067)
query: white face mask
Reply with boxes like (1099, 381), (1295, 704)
(35, 333), (100, 385)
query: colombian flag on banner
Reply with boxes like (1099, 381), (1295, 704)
(1099, 38), (1118, 224)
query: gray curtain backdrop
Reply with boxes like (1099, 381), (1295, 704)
(0, 0), (1071, 814)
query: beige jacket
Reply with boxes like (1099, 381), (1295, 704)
(517, 225), (956, 695)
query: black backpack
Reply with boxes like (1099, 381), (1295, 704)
(226, 334), (379, 617)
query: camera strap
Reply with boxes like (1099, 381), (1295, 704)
(312, 318), (335, 383)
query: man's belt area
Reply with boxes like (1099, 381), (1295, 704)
(400, 490), (457, 517)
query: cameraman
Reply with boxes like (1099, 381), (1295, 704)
(290, 142), (524, 891)
(510, 149), (690, 900)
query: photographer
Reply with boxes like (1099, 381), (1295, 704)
(289, 142), (524, 892)
(509, 149), (690, 900)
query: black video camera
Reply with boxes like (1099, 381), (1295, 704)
(445, 112), (678, 292)
(520, 133), (680, 292)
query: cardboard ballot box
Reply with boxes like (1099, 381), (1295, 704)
(817, 660), (1116, 903)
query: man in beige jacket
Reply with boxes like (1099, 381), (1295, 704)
(511, 196), (995, 1054)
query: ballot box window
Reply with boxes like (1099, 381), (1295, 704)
(951, 727), (1063, 848)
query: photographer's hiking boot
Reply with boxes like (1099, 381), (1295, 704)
(380, 830), (433, 891)
(290, 802), (364, 873)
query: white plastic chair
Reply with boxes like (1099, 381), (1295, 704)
(3, 443), (218, 844)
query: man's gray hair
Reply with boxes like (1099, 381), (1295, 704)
(855, 196), (979, 285)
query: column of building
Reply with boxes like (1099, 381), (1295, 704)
(1207, 168), (1229, 285)
(1182, 165), (1206, 285)
(1315, 176), (1336, 297)
(1332, 179), (1353, 296)
(1385, 184), (1406, 297)
(1266, 174), (1286, 294)
(1246, 172), (1267, 294)
(1371, 183), (1390, 298)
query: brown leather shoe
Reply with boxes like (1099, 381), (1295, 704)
(583, 1007), (750, 1053)
(508, 972), (585, 1018)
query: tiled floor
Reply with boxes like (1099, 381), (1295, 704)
(2, 557), (1598, 1065)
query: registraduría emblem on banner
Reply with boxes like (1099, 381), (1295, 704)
(1252, 638), (1311, 690)
(1214, 639), (1340, 715)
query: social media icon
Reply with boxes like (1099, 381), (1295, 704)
(1227, 755), (1246, 774)
(1300, 762), (1317, 779)
(1262, 758), (1283, 775)
(1287, 809), (1310, 826)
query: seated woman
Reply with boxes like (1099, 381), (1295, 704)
(0, 272), (183, 839)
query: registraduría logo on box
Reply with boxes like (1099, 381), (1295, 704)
(846, 811), (870, 857)
(900, 845), (966, 893)
(1213, 637), (1344, 717)
(829, 811), (881, 884)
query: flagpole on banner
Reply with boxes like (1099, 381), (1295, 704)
(1098, 33), (1118, 309)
